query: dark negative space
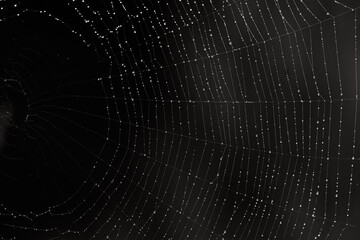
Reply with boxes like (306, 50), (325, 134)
(0, 0), (360, 239)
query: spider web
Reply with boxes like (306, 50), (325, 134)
(0, 0), (360, 239)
